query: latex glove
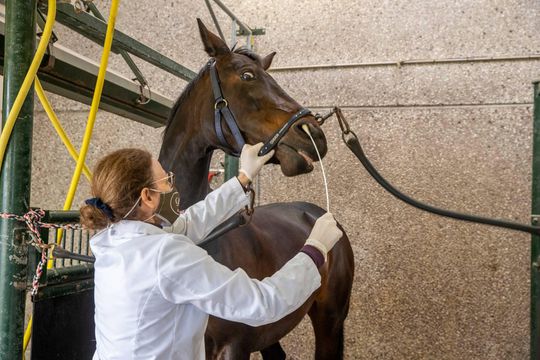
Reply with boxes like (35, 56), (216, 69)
(239, 143), (275, 181)
(304, 212), (343, 262)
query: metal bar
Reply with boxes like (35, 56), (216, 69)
(86, 2), (148, 87)
(0, 0), (35, 357)
(85, 230), (89, 255)
(210, 0), (251, 35)
(223, 155), (239, 181)
(269, 54), (540, 72)
(34, 277), (94, 301)
(531, 81), (540, 360)
(61, 230), (66, 267)
(34, 263), (94, 301)
(204, 0), (226, 41)
(43, 210), (79, 223)
(69, 228), (75, 266)
(46, 2), (196, 82)
(52, 246), (95, 264)
(34, 44), (172, 127)
(77, 229), (82, 264)
(0, 24), (174, 127)
(45, 264), (93, 285)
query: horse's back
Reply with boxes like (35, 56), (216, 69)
(207, 201), (327, 275)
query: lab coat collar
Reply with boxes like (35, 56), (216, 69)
(110, 220), (167, 236)
(91, 220), (167, 255)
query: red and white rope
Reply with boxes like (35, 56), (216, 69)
(0, 208), (82, 296)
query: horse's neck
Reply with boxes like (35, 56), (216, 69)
(160, 83), (216, 209)
(174, 145), (213, 209)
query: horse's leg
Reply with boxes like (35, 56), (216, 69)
(260, 342), (286, 360)
(218, 343), (251, 360)
(309, 307), (347, 360)
(309, 233), (354, 360)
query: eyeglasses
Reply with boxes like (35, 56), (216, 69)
(151, 171), (175, 188)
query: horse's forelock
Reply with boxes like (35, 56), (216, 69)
(233, 47), (262, 66)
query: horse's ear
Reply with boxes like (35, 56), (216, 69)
(197, 18), (230, 57)
(261, 52), (276, 70)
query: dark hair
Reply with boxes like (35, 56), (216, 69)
(80, 148), (153, 230)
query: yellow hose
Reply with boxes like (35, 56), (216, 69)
(51, 0), (121, 255)
(35, 78), (92, 181)
(22, 316), (32, 359)
(0, 0), (56, 172)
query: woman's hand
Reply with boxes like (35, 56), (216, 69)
(304, 212), (343, 262)
(239, 143), (275, 181)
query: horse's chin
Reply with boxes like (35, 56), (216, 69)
(274, 144), (315, 177)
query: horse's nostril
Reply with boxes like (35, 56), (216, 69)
(296, 122), (317, 137)
(295, 122), (313, 136)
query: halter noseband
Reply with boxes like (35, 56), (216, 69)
(208, 58), (312, 157)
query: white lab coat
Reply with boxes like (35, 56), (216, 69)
(91, 177), (321, 360)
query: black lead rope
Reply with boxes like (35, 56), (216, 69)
(319, 107), (540, 236)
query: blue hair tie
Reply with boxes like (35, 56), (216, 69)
(85, 197), (114, 220)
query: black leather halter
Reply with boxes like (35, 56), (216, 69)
(208, 58), (312, 157)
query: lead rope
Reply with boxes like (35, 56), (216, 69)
(301, 124), (330, 212)
(318, 106), (540, 235)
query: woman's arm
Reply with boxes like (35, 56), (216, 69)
(157, 236), (321, 327)
(165, 176), (250, 243)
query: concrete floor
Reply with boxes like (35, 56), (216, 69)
(23, 0), (540, 358)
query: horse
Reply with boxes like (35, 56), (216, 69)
(158, 19), (355, 360)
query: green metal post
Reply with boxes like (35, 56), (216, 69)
(531, 80), (540, 360)
(224, 155), (239, 181)
(0, 0), (36, 358)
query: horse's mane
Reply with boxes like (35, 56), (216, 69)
(163, 47), (262, 137)
(163, 65), (209, 137)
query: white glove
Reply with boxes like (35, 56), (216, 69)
(304, 212), (343, 262)
(239, 143), (275, 181)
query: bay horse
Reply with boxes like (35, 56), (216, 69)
(158, 20), (354, 360)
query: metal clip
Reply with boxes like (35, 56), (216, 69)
(135, 81), (152, 105)
(335, 106), (351, 135)
(314, 108), (336, 126)
(240, 186), (255, 226)
(74, 0), (91, 14)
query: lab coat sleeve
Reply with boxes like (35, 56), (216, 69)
(164, 177), (250, 244)
(157, 236), (321, 327)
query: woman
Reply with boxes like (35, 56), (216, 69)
(81, 144), (342, 360)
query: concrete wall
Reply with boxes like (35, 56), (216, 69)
(28, 0), (540, 358)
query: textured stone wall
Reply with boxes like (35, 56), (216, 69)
(27, 0), (540, 358)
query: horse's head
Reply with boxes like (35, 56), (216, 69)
(197, 19), (327, 176)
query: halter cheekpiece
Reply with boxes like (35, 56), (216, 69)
(208, 58), (313, 157)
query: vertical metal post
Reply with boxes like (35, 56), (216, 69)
(0, 0), (36, 358)
(224, 19), (239, 181)
(531, 81), (540, 360)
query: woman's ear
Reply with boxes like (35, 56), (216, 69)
(140, 188), (154, 208)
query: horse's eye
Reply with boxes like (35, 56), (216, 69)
(240, 71), (255, 81)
